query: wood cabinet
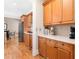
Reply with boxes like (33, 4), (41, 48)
(21, 12), (32, 32)
(52, 0), (62, 25)
(57, 41), (74, 59)
(62, 0), (74, 24)
(24, 34), (32, 50)
(21, 13), (32, 50)
(38, 37), (46, 57)
(29, 35), (32, 50)
(26, 13), (32, 32)
(46, 39), (58, 59)
(27, 13), (32, 28)
(38, 36), (74, 59)
(58, 48), (72, 59)
(43, 0), (74, 26)
(24, 34), (29, 47)
(24, 17), (29, 32)
(43, 1), (52, 26)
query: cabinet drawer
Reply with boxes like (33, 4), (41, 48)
(46, 39), (57, 47)
(58, 41), (74, 52)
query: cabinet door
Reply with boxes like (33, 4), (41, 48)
(27, 13), (32, 28)
(58, 41), (74, 59)
(29, 35), (32, 50)
(24, 16), (29, 32)
(52, 0), (62, 25)
(43, 1), (52, 26)
(58, 48), (72, 59)
(46, 39), (58, 59)
(38, 37), (46, 57)
(62, 0), (74, 23)
(24, 34), (29, 47)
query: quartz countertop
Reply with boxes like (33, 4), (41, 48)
(38, 33), (75, 44)
(24, 32), (32, 35)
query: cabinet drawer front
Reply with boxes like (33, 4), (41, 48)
(46, 39), (57, 47)
(39, 37), (46, 43)
(58, 41), (74, 52)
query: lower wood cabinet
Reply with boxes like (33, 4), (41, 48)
(24, 33), (32, 50)
(38, 36), (74, 59)
(46, 39), (58, 59)
(38, 37), (46, 57)
(29, 35), (32, 50)
(24, 34), (29, 47)
(57, 41), (74, 59)
(58, 48), (72, 59)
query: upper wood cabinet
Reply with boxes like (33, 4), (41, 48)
(43, 1), (52, 26)
(52, 0), (62, 25)
(27, 13), (32, 28)
(62, 0), (74, 24)
(21, 12), (32, 32)
(43, 0), (74, 26)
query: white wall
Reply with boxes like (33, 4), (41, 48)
(36, 0), (44, 34)
(4, 17), (19, 34)
(4, 11), (20, 19)
(5, 0), (32, 19)
(32, 0), (44, 56)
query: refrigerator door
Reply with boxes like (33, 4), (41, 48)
(18, 21), (24, 42)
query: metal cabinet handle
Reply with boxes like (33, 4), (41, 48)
(62, 44), (64, 46)
(54, 46), (58, 48)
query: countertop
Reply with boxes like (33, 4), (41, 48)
(24, 32), (75, 44)
(24, 32), (32, 35)
(38, 34), (75, 44)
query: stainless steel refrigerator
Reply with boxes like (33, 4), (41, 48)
(18, 21), (24, 42)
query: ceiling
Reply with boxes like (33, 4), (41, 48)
(4, 0), (32, 18)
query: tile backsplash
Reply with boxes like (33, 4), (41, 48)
(44, 24), (75, 37)
(54, 24), (75, 37)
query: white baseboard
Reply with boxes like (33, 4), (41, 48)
(32, 49), (39, 56)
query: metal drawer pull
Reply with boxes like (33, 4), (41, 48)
(54, 47), (58, 48)
(62, 44), (64, 46)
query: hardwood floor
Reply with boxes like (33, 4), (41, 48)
(4, 37), (44, 59)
